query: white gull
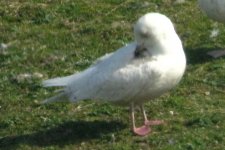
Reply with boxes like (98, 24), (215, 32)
(198, 0), (225, 58)
(42, 12), (186, 136)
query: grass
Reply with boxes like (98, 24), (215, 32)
(0, 0), (225, 149)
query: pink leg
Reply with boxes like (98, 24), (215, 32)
(141, 105), (164, 126)
(130, 103), (151, 136)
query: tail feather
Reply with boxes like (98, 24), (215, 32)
(42, 75), (73, 87)
(41, 92), (68, 104)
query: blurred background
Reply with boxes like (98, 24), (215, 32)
(0, 0), (224, 149)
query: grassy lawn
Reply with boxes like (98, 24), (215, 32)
(0, 0), (225, 149)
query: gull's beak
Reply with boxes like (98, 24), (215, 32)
(134, 44), (147, 57)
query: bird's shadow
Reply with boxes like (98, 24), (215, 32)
(185, 47), (214, 65)
(0, 120), (126, 149)
(185, 46), (225, 65)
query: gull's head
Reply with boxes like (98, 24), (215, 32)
(134, 13), (176, 56)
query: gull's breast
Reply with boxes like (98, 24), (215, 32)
(109, 53), (186, 106)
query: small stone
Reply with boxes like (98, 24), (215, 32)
(0, 43), (9, 55)
(142, 1), (150, 7)
(168, 139), (175, 145)
(174, 0), (185, 4)
(34, 100), (39, 104)
(210, 28), (220, 38)
(0, 43), (8, 50)
(111, 134), (116, 143)
(169, 111), (174, 115)
(76, 105), (82, 110)
(205, 91), (210, 96)
(33, 72), (44, 78)
(16, 73), (32, 82)
(81, 142), (85, 146)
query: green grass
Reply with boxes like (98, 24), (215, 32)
(0, 0), (225, 149)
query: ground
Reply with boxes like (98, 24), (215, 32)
(0, 0), (225, 149)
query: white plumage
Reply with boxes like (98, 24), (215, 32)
(42, 13), (186, 136)
(198, 0), (225, 23)
(198, 0), (225, 58)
